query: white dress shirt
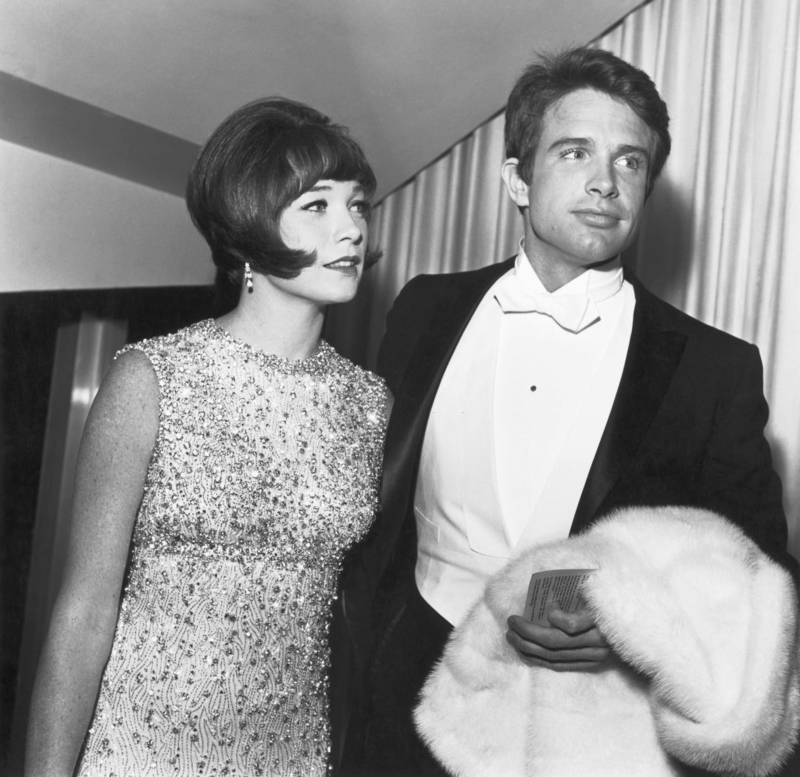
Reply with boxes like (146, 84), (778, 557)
(493, 252), (631, 543)
(414, 245), (635, 625)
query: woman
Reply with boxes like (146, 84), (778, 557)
(26, 97), (389, 776)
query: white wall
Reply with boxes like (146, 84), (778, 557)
(0, 139), (212, 292)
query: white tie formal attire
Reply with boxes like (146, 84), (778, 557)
(414, 247), (635, 626)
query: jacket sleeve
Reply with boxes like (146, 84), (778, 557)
(695, 343), (796, 577)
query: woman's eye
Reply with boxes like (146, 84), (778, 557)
(303, 199), (327, 212)
(351, 200), (371, 216)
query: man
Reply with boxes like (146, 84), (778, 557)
(340, 47), (797, 776)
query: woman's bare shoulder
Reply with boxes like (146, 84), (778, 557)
(83, 348), (160, 457)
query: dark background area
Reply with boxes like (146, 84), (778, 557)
(0, 284), (223, 763)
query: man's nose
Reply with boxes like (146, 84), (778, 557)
(586, 159), (619, 198)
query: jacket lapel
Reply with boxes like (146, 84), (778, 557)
(571, 274), (687, 534)
(376, 263), (687, 575)
(378, 259), (515, 566)
(398, 258), (515, 409)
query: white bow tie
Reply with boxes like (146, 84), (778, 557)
(494, 284), (600, 333)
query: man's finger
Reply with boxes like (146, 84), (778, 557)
(546, 606), (606, 640)
(507, 615), (606, 648)
(505, 629), (610, 667)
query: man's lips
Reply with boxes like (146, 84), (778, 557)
(573, 209), (621, 228)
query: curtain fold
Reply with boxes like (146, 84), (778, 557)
(326, 0), (800, 559)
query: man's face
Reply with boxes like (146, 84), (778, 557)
(503, 88), (654, 290)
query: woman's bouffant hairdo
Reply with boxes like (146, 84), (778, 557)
(505, 47), (671, 196)
(186, 97), (381, 283)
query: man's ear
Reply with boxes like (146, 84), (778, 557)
(501, 158), (529, 208)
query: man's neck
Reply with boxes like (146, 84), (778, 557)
(524, 251), (620, 293)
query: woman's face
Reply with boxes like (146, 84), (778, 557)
(268, 179), (370, 308)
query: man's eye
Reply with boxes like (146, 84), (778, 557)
(617, 156), (641, 170)
(561, 148), (586, 160)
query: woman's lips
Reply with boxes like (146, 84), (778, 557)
(324, 255), (361, 273)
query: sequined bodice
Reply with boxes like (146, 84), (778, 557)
(78, 320), (387, 777)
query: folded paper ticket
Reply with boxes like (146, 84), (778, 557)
(523, 568), (597, 625)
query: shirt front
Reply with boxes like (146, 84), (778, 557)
(493, 250), (631, 543)
(414, 245), (635, 626)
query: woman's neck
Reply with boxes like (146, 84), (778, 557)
(217, 291), (325, 361)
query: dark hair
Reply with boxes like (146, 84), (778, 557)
(505, 47), (671, 195)
(186, 97), (380, 282)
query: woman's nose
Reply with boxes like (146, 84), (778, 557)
(335, 208), (364, 242)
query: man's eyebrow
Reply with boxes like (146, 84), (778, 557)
(546, 136), (593, 153)
(617, 143), (651, 160)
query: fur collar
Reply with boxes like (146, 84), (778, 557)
(414, 507), (800, 776)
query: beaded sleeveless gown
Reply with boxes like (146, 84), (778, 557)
(77, 320), (387, 777)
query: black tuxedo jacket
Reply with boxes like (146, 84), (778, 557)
(342, 257), (794, 670)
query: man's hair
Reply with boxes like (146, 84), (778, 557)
(505, 47), (671, 194)
(186, 96), (379, 282)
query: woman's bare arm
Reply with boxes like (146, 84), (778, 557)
(25, 349), (159, 777)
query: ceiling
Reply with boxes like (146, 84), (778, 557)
(1, 0), (643, 201)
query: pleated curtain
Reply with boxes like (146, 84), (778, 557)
(325, 0), (800, 559)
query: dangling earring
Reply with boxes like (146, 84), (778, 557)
(244, 262), (254, 293)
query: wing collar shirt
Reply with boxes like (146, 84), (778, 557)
(493, 248), (633, 545)
(414, 243), (635, 626)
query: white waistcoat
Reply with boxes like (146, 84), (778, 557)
(414, 274), (634, 626)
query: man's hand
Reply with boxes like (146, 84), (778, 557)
(506, 604), (610, 671)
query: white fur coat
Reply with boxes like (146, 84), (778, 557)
(414, 506), (800, 777)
